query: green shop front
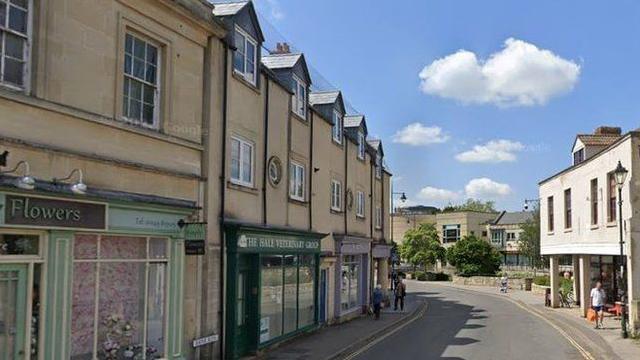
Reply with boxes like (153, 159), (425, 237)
(224, 223), (323, 359)
(0, 188), (196, 359)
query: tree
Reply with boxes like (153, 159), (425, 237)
(442, 199), (496, 213)
(399, 223), (446, 271)
(518, 208), (544, 269)
(446, 235), (501, 276)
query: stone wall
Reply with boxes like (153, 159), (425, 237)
(452, 275), (528, 290)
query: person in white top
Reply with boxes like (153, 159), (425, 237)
(590, 281), (606, 329)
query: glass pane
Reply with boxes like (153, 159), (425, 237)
(142, 104), (154, 125)
(100, 235), (146, 259)
(283, 255), (297, 334)
(130, 99), (141, 120)
(230, 139), (240, 181)
(70, 262), (96, 359)
(146, 43), (157, 64)
(133, 37), (145, 59)
(125, 34), (133, 55)
(130, 80), (142, 101)
(124, 53), (132, 75)
(241, 143), (252, 183)
(233, 50), (244, 73)
(145, 64), (156, 84)
(260, 255), (283, 343)
(0, 2), (6, 27)
(237, 273), (244, 326)
(298, 255), (315, 328)
(8, 5), (26, 34)
(149, 238), (167, 259)
(73, 234), (98, 259)
(10, 0), (26, 9)
(0, 234), (38, 255)
(349, 260), (359, 308)
(146, 264), (166, 358)
(340, 263), (349, 310)
(0, 271), (18, 358)
(143, 84), (154, 104)
(5, 33), (22, 59)
(133, 59), (145, 79)
(97, 262), (145, 358)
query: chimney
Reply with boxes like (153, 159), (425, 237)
(594, 126), (621, 135)
(274, 42), (291, 54)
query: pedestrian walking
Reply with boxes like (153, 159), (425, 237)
(590, 281), (606, 329)
(372, 284), (383, 320)
(394, 277), (406, 311)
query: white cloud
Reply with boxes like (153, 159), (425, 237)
(419, 38), (580, 107)
(456, 139), (524, 163)
(417, 186), (461, 202)
(392, 123), (449, 146)
(464, 178), (512, 198)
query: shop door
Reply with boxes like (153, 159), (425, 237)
(236, 255), (257, 357)
(319, 269), (327, 323)
(0, 264), (27, 360)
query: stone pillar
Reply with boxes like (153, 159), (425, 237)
(572, 255), (581, 306)
(378, 259), (390, 290)
(550, 255), (560, 308)
(579, 255), (591, 317)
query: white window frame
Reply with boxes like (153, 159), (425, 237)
(0, 0), (32, 92)
(375, 206), (382, 229)
(292, 75), (307, 118)
(289, 161), (305, 201)
(358, 132), (365, 160)
(122, 33), (161, 129)
(331, 180), (342, 211)
(230, 136), (254, 187)
(356, 191), (365, 218)
(233, 26), (257, 85)
(332, 110), (343, 144)
(375, 154), (382, 179)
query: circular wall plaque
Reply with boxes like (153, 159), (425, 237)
(268, 156), (282, 187)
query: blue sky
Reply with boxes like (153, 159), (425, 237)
(250, 0), (640, 211)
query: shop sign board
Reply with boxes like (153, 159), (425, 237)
(185, 240), (205, 255)
(372, 244), (391, 258)
(237, 233), (320, 252)
(109, 207), (183, 234)
(192, 334), (218, 347)
(340, 242), (370, 255)
(0, 193), (106, 230)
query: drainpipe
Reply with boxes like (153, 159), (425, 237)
(262, 77), (269, 225)
(344, 138), (348, 236)
(219, 43), (229, 360)
(309, 109), (314, 231)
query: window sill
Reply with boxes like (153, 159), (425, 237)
(332, 139), (344, 148)
(547, 232), (555, 236)
(232, 71), (261, 94)
(227, 181), (258, 194)
(606, 221), (618, 228)
(330, 208), (343, 214)
(375, 226), (382, 230)
(289, 197), (308, 206)
(356, 215), (366, 221)
(564, 228), (573, 233)
(291, 111), (308, 124)
(590, 225), (599, 230)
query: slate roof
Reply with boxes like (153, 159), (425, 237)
(211, 1), (247, 16)
(492, 211), (535, 225)
(309, 91), (340, 106)
(576, 134), (621, 147)
(261, 53), (303, 70)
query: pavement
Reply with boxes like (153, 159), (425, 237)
(427, 281), (640, 360)
(258, 293), (425, 360)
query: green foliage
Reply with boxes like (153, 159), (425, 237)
(518, 209), (544, 268)
(399, 223), (446, 271)
(442, 198), (496, 213)
(414, 271), (427, 281)
(560, 278), (573, 295)
(533, 275), (550, 286)
(408, 271), (450, 281)
(446, 235), (502, 276)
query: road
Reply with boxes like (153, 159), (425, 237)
(353, 282), (585, 360)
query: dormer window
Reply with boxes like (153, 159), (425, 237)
(292, 75), (306, 118)
(573, 148), (585, 165)
(376, 154), (382, 178)
(332, 110), (342, 144)
(358, 132), (365, 160)
(233, 27), (257, 85)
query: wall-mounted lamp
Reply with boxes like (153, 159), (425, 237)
(54, 169), (87, 195)
(1, 161), (35, 190)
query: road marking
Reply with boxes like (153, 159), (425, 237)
(428, 283), (595, 360)
(341, 301), (429, 360)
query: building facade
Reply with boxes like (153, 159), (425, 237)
(487, 211), (535, 268)
(0, 0), (226, 358)
(539, 126), (639, 335)
(436, 211), (496, 247)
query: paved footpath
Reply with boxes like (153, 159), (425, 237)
(258, 293), (424, 360)
(421, 281), (640, 360)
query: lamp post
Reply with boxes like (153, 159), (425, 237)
(390, 191), (406, 291)
(613, 160), (629, 339)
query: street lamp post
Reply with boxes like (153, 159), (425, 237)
(613, 160), (629, 339)
(390, 191), (406, 291)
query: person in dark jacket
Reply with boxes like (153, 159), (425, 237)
(372, 284), (384, 320)
(394, 278), (406, 311)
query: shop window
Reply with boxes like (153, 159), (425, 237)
(0, 233), (39, 255)
(259, 253), (316, 345)
(341, 255), (361, 311)
(71, 234), (168, 359)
